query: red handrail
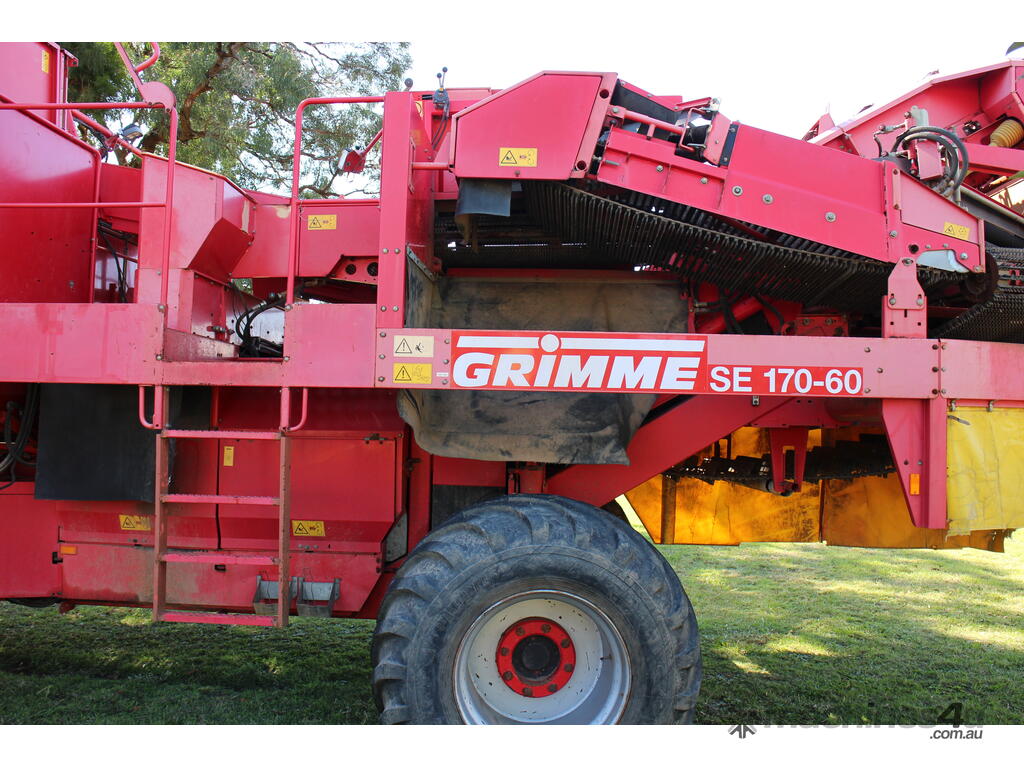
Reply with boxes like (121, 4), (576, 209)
(285, 96), (386, 306)
(114, 43), (161, 97)
(72, 109), (146, 159)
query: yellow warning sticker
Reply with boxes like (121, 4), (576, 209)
(223, 445), (235, 467)
(393, 363), (433, 384)
(393, 335), (434, 358)
(119, 515), (152, 532)
(291, 520), (325, 537)
(942, 221), (971, 241)
(499, 147), (538, 167)
(909, 473), (921, 496)
(41, 51), (50, 74)
(307, 214), (337, 230)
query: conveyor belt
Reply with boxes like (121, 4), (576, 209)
(524, 182), (957, 313)
(936, 247), (1024, 343)
(441, 181), (1023, 342)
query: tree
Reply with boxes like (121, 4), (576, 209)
(61, 42), (411, 196)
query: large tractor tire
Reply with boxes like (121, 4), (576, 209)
(371, 494), (701, 724)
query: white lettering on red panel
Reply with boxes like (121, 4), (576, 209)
(450, 333), (863, 396)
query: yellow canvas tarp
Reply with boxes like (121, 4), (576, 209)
(947, 406), (1024, 535)
(624, 420), (1014, 551)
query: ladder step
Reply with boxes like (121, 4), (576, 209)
(161, 493), (280, 506)
(161, 550), (278, 566)
(161, 429), (281, 440)
(159, 611), (276, 627)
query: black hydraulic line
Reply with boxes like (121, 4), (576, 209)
(753, 293), (787, 330)
(97, 227), (129, 303)
(238, 293), (285, 345)
(0, 384), (39, 490)
(893, 125), (970, 188)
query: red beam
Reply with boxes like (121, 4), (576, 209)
(547, 394), (791, 505)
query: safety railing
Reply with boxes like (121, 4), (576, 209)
(285, 96), (385, 306)
(0, 100), (179, 313)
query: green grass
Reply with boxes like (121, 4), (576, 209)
(1, 535), (1022, 724)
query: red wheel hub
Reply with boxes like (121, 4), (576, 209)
(495, 617), (576, 698)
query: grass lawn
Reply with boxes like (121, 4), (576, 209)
(1, 534), (1022, 724)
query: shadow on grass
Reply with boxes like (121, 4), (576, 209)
(1, 538), (1022, 724)
(0, 608), (378, 724)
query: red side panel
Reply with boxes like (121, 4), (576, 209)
(298, 200), (381, 275)
(453, 72), (614, 180)
(217, 435), (399, 551)
(0, 106), (97, 302)
(0, 488), (61, 598)
(0, 42), (74, 129)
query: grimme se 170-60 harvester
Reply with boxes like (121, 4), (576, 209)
(2, 42), (1023, 724)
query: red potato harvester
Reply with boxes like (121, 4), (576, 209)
(1, 42), (1023, 723)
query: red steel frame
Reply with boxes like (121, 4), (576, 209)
(0, 46), (1022, 621)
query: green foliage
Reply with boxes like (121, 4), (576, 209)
(60, 42), (411, 194)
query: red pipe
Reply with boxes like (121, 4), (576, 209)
(284, 388), (309, 432)
(114, 43), (159, 97)
(135, 43), (161, 73)
(363, 127), (383, 154)
(71, 109), (145, 159)
(0, 102), (154, 110)
(617, 108), (685, 137)
(0, 202), (163, 208)
(696, 296), (764, 334)
(158, 109), (178, 314)
(138, 385), (164, 430)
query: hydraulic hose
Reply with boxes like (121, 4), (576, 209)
(0, 384), (39, 489)
(893, 125), (970, 191)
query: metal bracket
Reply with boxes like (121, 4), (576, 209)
(295, 578), (341, 617)
(883, 258), (927, 338)
(768, 426), (809, 494)
(252, 575), (298, 616)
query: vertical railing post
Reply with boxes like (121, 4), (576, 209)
(157, 107), (177, 324)
(375, 91), (416, 329)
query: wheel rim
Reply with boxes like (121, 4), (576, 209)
(453, 589), (631, 724)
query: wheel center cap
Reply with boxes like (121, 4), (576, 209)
(496, 617), (576, 698)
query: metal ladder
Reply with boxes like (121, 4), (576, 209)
(145, 385), (305, 627)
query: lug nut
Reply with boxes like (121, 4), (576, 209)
(522, 687), (533, 697)
(541, 623), (551, 633)
(500, 647), (509, 656)
(548, 684), (558, 693)
(503, 671), (513, 681)
(560, 638), (570, 648)
(564, 663), (574, 673)
(515, 626), (525, 636)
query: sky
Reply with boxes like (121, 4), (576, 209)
(402, 8), (1009, 138)
(8, 2), (1014, 142)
